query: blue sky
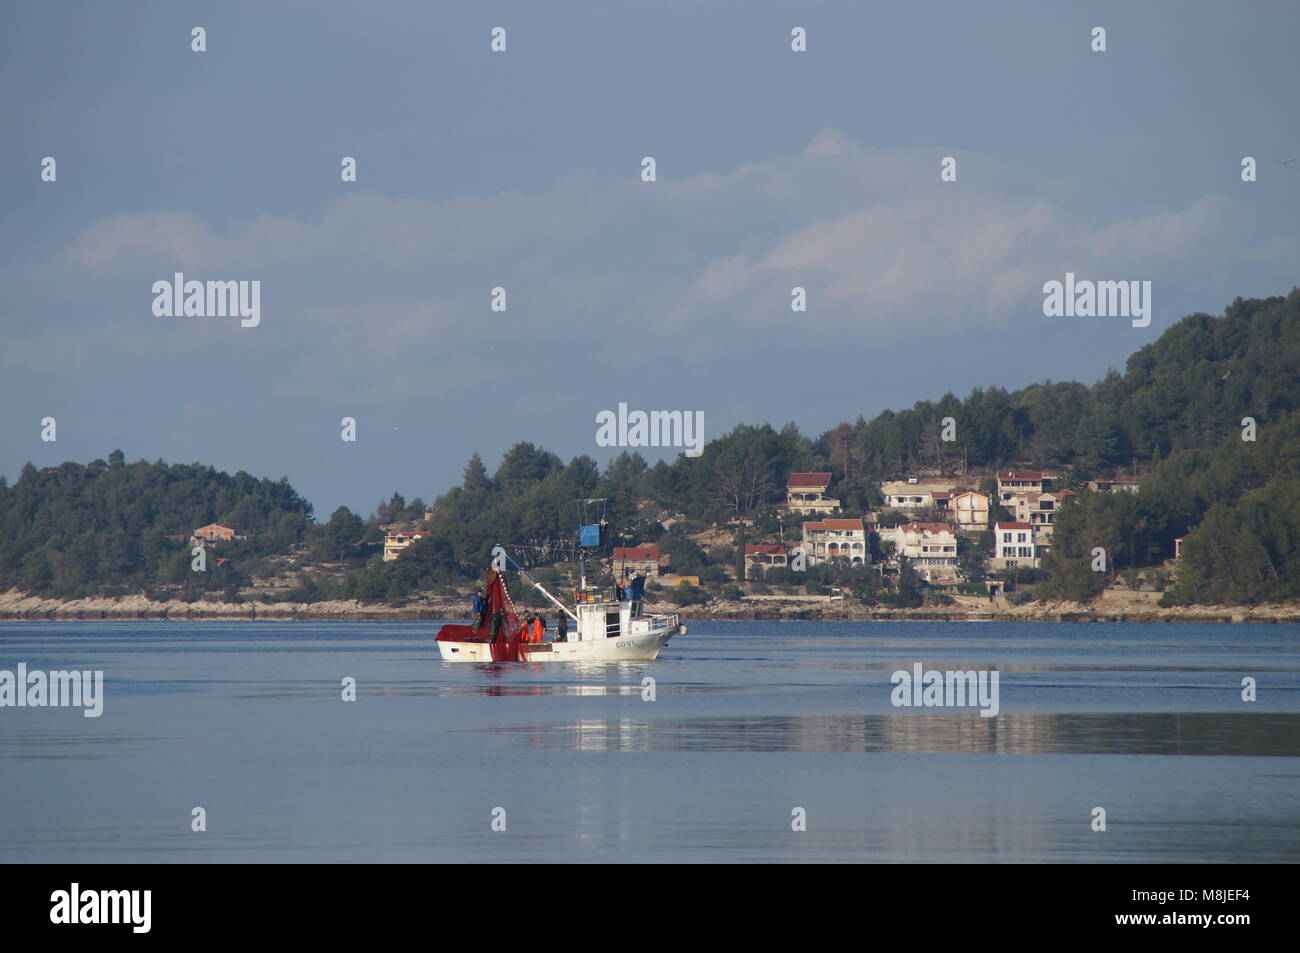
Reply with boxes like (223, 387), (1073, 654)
(2, 0), (1298, 516)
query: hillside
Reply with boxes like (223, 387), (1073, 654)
(3, 289), (1298, 609)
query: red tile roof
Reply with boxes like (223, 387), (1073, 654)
(995, 521), (1032, 530)
(744, 544), (785, 556)
(803, 519), (865, 531)
(614, 546), (660, 561)
(997, 471), (1043, 481)
(899, 522), (953, 534)
(787, 472), (832, 489)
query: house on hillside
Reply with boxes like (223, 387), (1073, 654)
(991, 521), (1039, 569)
(892, 522), (958, 581)
(743, 543), (788, 579)
(191, 523), (244, 547)
(1087, 476), (1141, 494)
(613, 545), (662, 579)
(1013, 490), (1075, 539)
(383, 529), (428, 561)
(801, 519), (867, 565)
(996, 470), (1054, 505)
(950, 490), (989, 531)
(785, 472), (839, 514)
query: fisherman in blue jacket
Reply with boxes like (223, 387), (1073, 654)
(471, 589), (486, 626)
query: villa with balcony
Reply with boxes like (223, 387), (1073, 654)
(801, 518), (867, 565)
(785, 472), (839, 515)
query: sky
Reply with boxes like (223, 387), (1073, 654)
(2, 0), (1298, 518)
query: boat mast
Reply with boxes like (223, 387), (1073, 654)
(501, 548), (578, 622)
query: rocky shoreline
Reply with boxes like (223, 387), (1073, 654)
(2, 588), (1298, 624)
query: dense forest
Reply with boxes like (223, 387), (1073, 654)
(0, 452), (313, 599)
(3, 289), (1298, 606)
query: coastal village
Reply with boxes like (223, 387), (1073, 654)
(11, 461), (1263, 624)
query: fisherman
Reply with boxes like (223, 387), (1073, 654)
(555, 610), (568, 642)
(471, 589), (486, 625)
(531, 615), (545, 643)
(489, 607), (505, 643)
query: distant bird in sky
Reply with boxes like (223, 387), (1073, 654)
(1275, 158), (1297, 166)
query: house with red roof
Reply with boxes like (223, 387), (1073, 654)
(743, 543), (788, 579)
(613, 545), (662, 578)
(785, 472), (839, 515)
(383, 529), (428, 561)
(996, 470), (1053, 504)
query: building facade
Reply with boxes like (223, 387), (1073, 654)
(801, 519), (867, 565)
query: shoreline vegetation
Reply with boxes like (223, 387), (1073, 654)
(4, 588), (1298, 624)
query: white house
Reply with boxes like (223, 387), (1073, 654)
(880, 480), (963, 510)
(949, 490), (989, 531)
(801, 519), (867, 565)
(383, 529), (428, 561)
(992, 521), (1038, 568)
(892, 522), (959, 581)
(997, 470), (1052, 505)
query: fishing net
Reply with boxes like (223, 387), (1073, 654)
(435, 569), (525, 661)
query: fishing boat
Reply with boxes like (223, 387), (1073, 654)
(435, 558), (685, 663)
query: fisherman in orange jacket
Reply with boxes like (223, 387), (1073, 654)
(531, 616), (545, 643)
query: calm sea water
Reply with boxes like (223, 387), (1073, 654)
(1, 619), (1297, 863)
